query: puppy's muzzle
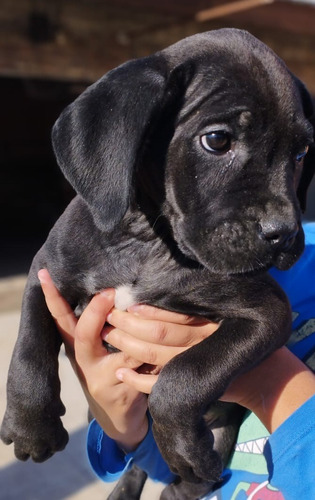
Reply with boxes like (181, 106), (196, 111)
(258, 220), (299, 252)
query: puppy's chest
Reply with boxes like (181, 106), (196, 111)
(114, 284), (136, 310)
(78, 238), (183, 309)
(77, 233), (218, 316)
(108, 262), (216, 316)
(89, 250), (205, 313)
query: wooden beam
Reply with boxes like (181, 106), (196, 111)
(0, 0), (175, 82)
(0, 33), (131, 83)
(195, 0), (274, 22)
(0, 0), (314, 96)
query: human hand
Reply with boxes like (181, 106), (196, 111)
(103, 305), (219, 393)
(104, 308), (315, 433)
(38, 270), (148, 451)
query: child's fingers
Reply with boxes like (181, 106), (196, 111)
(74, 290), (116, 365)
(104, 328), (186, 366)
(38, 269), (77, 348)
(107, 308), (218, 347)
(128, 304), (208, 325)
(116, 368), (158, 394)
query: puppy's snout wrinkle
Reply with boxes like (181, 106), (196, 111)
(258, 220), (298, 251)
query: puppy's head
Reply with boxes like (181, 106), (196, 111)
(52, 29), (315, 275)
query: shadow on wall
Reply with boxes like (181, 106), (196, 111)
(1, 78), (78, 279)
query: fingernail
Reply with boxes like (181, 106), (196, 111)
(38, 269), (48, 284)
(128, 304), (145, 314)
(101, 331), (108, 342)
(99, 289), (115, 300)
(106, 312), (112, 323)
(116, 369), (125, 381)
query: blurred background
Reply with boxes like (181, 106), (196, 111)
(1, 1), (315, 499)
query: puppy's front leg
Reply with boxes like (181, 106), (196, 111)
(149, 310), (291, 485)
(0, 268), (68, 462)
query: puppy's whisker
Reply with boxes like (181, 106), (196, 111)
(152, 213), (164, 231)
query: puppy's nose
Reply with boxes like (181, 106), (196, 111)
(258, 220), (298, 250)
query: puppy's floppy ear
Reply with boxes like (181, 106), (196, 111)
(294, 77), (315, 212)
(52, 56), (168, 231)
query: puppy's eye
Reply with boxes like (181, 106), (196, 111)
(200, 131), (231, 154)
(295, 146), (309, 163)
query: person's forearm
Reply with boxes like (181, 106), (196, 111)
(114, 411), (149, 453)
(87, 392), (148, 452)
(236, 347), (315, 433)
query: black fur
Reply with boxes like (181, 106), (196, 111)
(1, 29), (315, 500)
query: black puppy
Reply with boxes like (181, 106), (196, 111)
(1, 29), (315, 500)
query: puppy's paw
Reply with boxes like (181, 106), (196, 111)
(153, 423), (222, 484)
(1, 411), (69, 462)
(167, 446), (221, 484)
(160, 479), (215, 500)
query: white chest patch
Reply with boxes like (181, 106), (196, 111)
(115, 285), (135, 311)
